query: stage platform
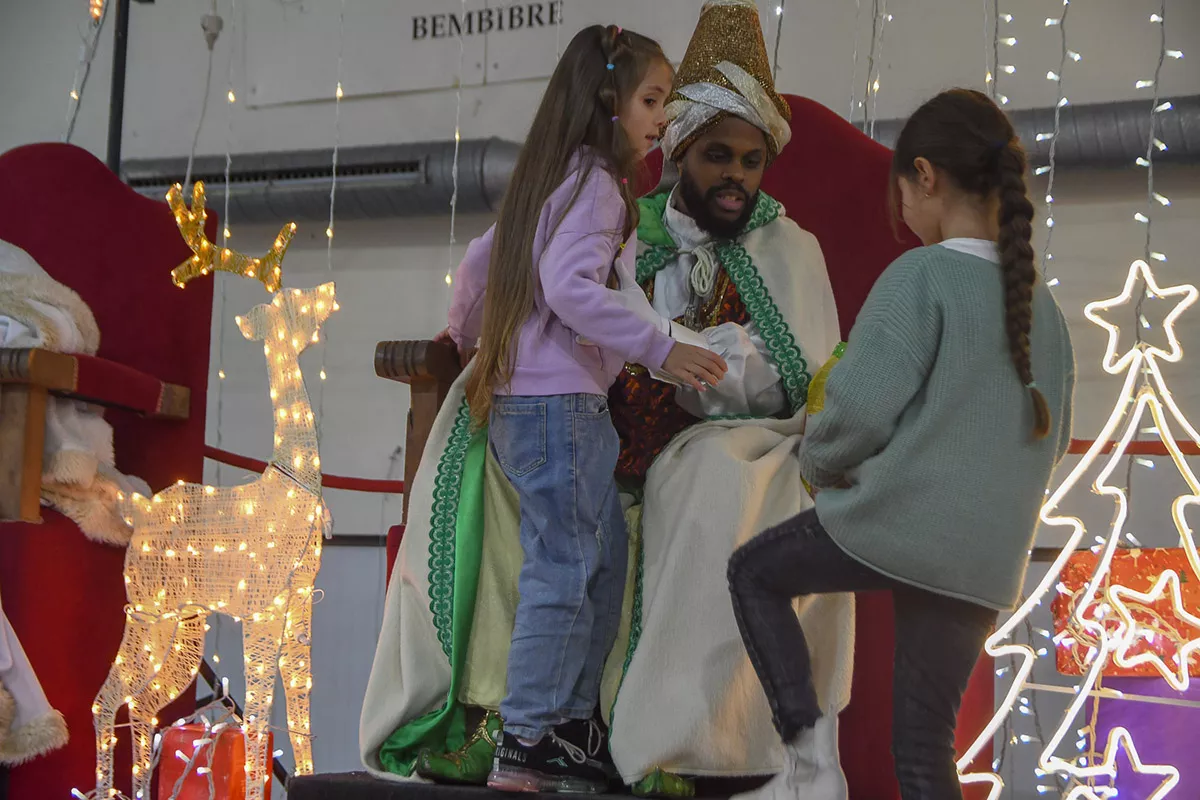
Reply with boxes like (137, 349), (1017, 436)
(288, 771), (764, 800)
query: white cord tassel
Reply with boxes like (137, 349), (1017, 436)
(686, 243), (719, 298)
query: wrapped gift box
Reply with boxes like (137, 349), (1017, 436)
(1052, 547), (1200, 677)
(156, 723), (274, 800)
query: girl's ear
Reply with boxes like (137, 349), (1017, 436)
(913, 157), (937, 195)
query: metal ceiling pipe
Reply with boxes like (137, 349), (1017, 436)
(122, 138), (521, 223)
(870, 94), (1200, 168)
(121, 95), (1198, 222)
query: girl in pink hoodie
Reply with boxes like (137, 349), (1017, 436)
(439, 24), (726, 795)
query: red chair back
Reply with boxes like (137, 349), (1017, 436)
(0, 143), (213, 799)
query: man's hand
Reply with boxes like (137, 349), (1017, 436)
(434, 328), (475, 368)
(661, 343), (728, 392)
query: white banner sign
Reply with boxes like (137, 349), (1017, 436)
(244, 0), (751, 108)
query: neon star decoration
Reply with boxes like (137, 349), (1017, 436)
(1084, 258), (1196, 372)
(1063, 727), (1179, 800)
(956, 260), (1200, 799)
(1111, 569), (1200, 689)
(166, 182), (293, 293)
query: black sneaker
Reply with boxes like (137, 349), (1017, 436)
(488, 728), (609, 794)
(558, 715), (617, 782)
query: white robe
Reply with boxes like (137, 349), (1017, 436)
(604, 201), (852, 782)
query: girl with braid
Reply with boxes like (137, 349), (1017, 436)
(727, 88), (1075, 800)
(438, 25), (726, 794)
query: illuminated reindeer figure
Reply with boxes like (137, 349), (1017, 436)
(91, 281), (337, 800)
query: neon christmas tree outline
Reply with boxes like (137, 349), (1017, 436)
(957, 260), (1199, 799)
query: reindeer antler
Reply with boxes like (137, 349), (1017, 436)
(167, 182), (294, 293)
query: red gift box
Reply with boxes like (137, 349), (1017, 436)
(1052, 547), (1200, 677)
(156, 723), (274, 800)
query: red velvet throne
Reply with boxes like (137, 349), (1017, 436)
(373, 95), (993, 799)
(0, 143), (212, 798)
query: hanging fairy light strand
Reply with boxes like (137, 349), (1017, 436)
(995, 1), (1075, 776)
(982, 0), (991, 89)
(214, 0), (238, 469)
(990, 0), (999, 97)
(1123, 0), (1176, 503)
(213, 0), (239, 276)
(445, 0), (468, 289)
(984, 0), (1016, 106)
(555, 0), (564, 59)
(221, 0), (237, 252)
(1137, 0), (1174, 271)
(209, 0), (240, 699)
(860, 0), (879, 133)
(317, 0), (347, 419)
(184, 3), (224, 192)
(862, 0), (893, 138)
(324, 0), (347, 266)
(1037, 0), (1076, 288)
(62, 0), (110, 143)
(846, 0), (863, 123)
(771, 2), (787, 84)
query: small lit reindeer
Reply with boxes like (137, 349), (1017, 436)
(92, 283), (337, 800)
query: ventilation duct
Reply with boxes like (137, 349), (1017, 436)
(122, 138), (520, 223)
(122, 96), (1197, 222)
(870, 95), (1199, 168)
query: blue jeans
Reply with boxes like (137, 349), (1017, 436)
(490, 394), (629, 741)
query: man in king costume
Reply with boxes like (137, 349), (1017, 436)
(360, 2), (853, 795)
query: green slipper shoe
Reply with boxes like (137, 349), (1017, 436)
(415, 711), (502, 785)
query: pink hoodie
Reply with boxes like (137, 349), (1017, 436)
(448, 153), (674, 397)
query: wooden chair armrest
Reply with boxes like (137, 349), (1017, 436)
(0, 348), (191, 523)
(374, 339), (462, 386)
(0, 348), (190, 419)
(0, 348), (76, 391)
(375, 339), (464, 526)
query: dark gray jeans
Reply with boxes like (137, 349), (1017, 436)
(727, 509), (997, 800)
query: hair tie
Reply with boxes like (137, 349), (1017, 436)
(606, 63), (615, 70)
(1026, 380), (1038, 390)
(611, 115), (619, 122)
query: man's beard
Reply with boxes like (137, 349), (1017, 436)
(677, 168), (757, 241)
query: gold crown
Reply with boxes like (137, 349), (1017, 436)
(167, 182), (293, 293)
(670, 0), (790, 124)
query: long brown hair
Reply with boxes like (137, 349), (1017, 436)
(891, 88), (1051, 440)
(464, 25), (668, 427)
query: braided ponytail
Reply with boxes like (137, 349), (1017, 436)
(891, 88), (1051, 440)
(995, 144), (1051, 439)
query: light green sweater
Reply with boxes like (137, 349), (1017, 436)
(799, 244), (1076, 610)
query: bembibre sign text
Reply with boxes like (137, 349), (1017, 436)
(413, 1), (564, 41)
